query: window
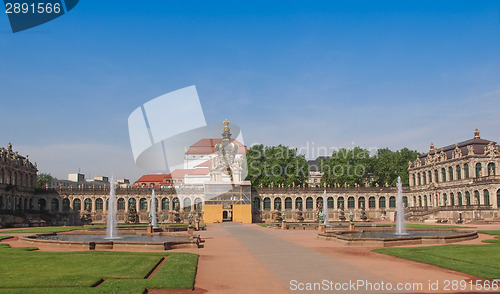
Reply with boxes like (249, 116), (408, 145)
(128, 198), (137, 210)
(252, 197), (260, 210)
(418, 196), (422, 207)
(464, 163), (470, 179)
(423, 195), (428, 207)
(497, 189), (500, 209)
(274, 198), (282, 210)
(316, 197), (323, 209)
(449, 166), (454, 181)
(183, 198), (191, 211)
(285, 197), (292, 210)
(62, 198), (70, 211)
(368, 196), (376, 209)
(95, 198), (103, 211)
(51, 199), (59, 211)
(263, 197), (271, 210)
(488, 163), (496, 176)
(194, 198), (203, 210)
(435, 170), (439, 183)
(327, 197), (334, 209)
(162, 198), (169, 210)
(389, 196), (396, 208)
(458, 192), (462, 206)
(418, 173), (421, 186)
(456, 165), (461, 180)
(423, 173), (427, 185)
(465, 191), (471, 206)
(84, 198), (92, 211)
(413, 174), (416, 186)
(403, 196), (408, 208)
(484, 190), (490, 205)
(139, 198), (147, 210)
(441, 168), (446, 182)
(337, 197), (344, 209)
(476, 163), (482, 178)
(295, 197), (303, 210)
(73, 199), (81, 211)
(443, 193), (447, 206)
(450, 193), (455, 206)
(474, 190), (480, 205)
(428, 171), (432, 183)
(358, 197), (365, 209)
(379, 197), (386, 208)
(348, 197), (355, 209)
(306, 197), (313, 209)
(117, 198), (125, 211)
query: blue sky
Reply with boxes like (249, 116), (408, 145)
(1, 1), (500, 181)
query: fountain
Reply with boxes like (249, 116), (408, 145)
(395, 176), (407, 235)
(317, 177), (478, 246)
(151, 190), (158, 228)
(106, 176), (118, 239)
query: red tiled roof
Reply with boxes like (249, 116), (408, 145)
(187, 138), (247, 154)
(195, 160), (211, 168)
(170, 169), (192, 179)
(188, 168), (210, 175)
(135, 174), (170, 183)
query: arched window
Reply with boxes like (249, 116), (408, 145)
(413, 196), (416, 207)
(456, 165), (462, 180)
(162, 198), (169, 210)
(51, 198), (59, 211)
(428, 171), (432, 183)
(368, 196), (376, 209)
(484, 190), (490, 205)
(316, 197), (323, 209)
(441, 168), (447, 182)
(443, 194), (447, 207)
(389, 196), (396, 208)
(274, 198), (282, 210)
(476, 163), (482, 178)
(417, 173), (421, 186)
(458, 192), (463, 206)
(424, 195), (428, 207)
(285, 197), (292, 210)
(84, 198), (92, 211)
(449, 166), (454, 181)
(497, 189), (500, 209)
(252, 197), (260, 210)
(117, 198), (125, 211)
(295, 197), (303, 210)
(139, 198), (148, 211)
(403, 196), (408, 208)
(327, 197), (334, 209)
(38, 198), (46, 211)
(263, 197), (271, 210)
(62, 198), (70, 211)
(337, 197), (344, 209)
(358, 197), (365, 209)
(488, 163), (496, 176)
(418, 196), (422, 207)
(465, 191), (471, 206)
(435, 170), (439, 183)
(73, 198), (81, 211)
(306, 197), (313, 209)
(450, 193), (455, 207)
(347, 197), (355, 209)
(183, 198), (191, 211)
(173, 197), (180, 210)
(464, 163), (470, 179)
(379, 197), (386, 208)
(412, 174), (416, 186)
(95, 198), (103, 211)
(474, 190), (480, 205)
(0, 170), (3, 184)
(423, 173), (427, 185)
(129, 198), (137, 211)
(194, 198), (203, 210)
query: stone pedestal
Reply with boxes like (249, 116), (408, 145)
(349, 223), (355, 231)
(281, 221), (286, 230)
(195, 221), (200, 231)
(320, 224), (326, 233)
(161, 224), (166, 231)
(188, 227), (194, 236)
(147, 225), (154, 234)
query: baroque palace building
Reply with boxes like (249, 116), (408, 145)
(2, 129), (499, 227)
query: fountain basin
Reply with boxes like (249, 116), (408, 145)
(318, 228), (478, 247)
(19, 228), (200, 251)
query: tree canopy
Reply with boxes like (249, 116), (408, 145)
(36, 173), (53, 189)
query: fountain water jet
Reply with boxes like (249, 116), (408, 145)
(106, 176), (118, 239)
(395, 176), (407, 235)
(151, 190), (158, 228)
(323, 190), (328, 226)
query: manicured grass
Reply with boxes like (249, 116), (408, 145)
(405, 223), (473, 229)
(0, 242), (198, 293)
(374, 231), (500, 280)
(257, 224), (269, 227)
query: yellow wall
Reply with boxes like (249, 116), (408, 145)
(233, 204), (252, 223)
(204, 204), (223, 223)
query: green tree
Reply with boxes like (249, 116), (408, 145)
(36, 173), (54, 189)
(320, 147), (373, 187)
(372, 148), (420, 186)
(245, 144), (309, 187)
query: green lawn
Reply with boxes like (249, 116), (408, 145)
(374, 231), (500, 280)
(405, 223), (473, 229)
(0, 238), (198, 293)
